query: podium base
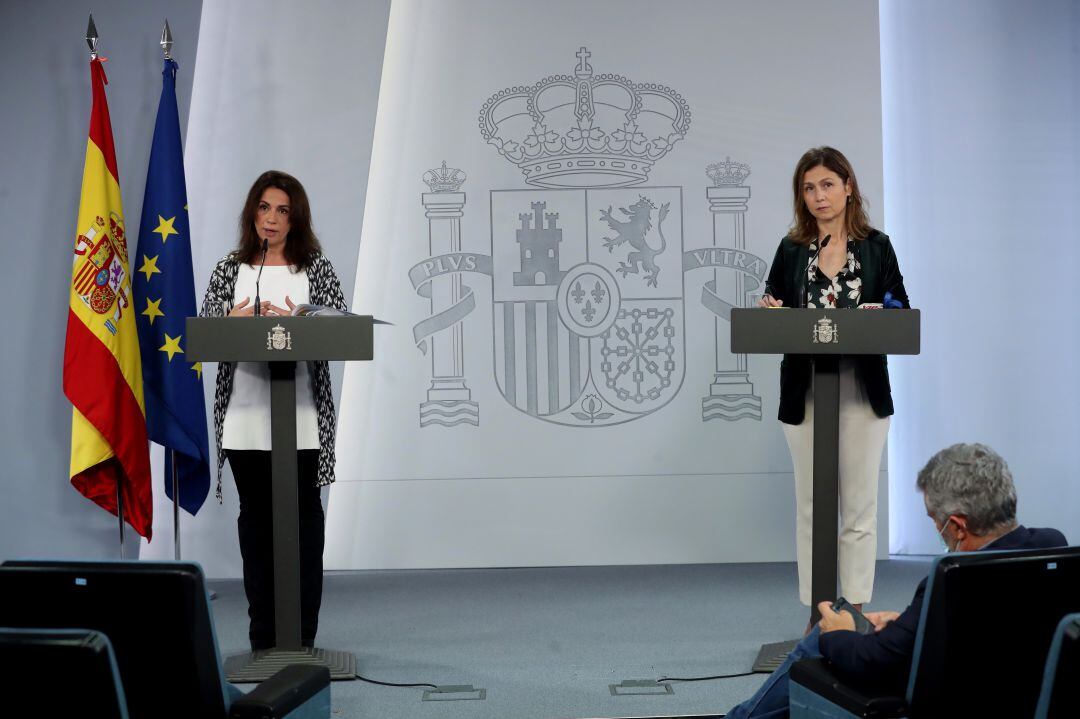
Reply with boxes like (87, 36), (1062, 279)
(224, 646), (357, 683)
(752, 638), (800, 673)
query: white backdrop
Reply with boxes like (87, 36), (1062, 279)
(326, 0), (886, 569)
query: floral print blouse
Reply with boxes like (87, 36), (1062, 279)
(806, 236), (862, 308)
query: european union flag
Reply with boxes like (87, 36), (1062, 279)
(132, 59), (210, 515)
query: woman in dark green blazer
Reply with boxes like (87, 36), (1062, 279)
(759, 147), (910, 621)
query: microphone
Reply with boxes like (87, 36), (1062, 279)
(253, 238), (268, 317)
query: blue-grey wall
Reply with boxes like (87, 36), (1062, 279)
(882, 0), (1080, 552)
(0, 0), (203, 559)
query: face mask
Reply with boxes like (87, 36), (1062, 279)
(938, 519), (961, 553)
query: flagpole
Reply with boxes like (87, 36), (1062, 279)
(170, 451), (181, 559)
(90, 13), (128, 561)
(159, 18), (183, 564)
(117, 485), (126, 559)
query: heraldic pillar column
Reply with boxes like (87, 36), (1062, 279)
(420, 162), (478, 426)
(702, 158), (762, 421)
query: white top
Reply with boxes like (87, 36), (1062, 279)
(222, 264), (320, 451)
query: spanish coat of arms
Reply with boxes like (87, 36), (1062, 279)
(410, 48), (767, 428)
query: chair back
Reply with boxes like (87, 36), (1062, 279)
(0, 560), (230, 719)
(0, 627), (129, 718)
(1035, 613), (1080, 719)
(907, 546), (1080, 716)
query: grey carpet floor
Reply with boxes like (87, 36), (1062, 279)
(209, 559), (932, 719)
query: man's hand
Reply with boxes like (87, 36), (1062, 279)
(817, 601), (856, 634)
(864, 611), (901, 632)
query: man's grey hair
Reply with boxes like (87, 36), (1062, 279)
(916, 443), (1018, 535)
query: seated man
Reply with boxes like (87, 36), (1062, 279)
(727, 442), (1067, 719)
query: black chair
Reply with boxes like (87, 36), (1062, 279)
(1035, 612), (1080, 718)
(790, 545), (1080, 718)
(0, 560), (330, 719)
(0, 627), (129, 718)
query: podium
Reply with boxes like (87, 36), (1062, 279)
(187, 315), (374, 682)
(731, 308), (920, 668)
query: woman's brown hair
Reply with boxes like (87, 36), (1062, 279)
(788, 146), (873, 245)
(236, 170), (322, 269)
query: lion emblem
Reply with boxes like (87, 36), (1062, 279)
(600, 195), (670, 288)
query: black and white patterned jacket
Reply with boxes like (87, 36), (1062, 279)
(199, 252), (348, 500)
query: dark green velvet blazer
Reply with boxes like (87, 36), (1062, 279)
(763, 230), (910, 424)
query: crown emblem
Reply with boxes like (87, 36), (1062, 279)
(479, 47), (691, 188)
(706, 157), (751, 187)
(423, 160), (466, 193)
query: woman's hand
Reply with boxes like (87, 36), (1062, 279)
(263, 296), (296, 317)
(758, 294), (784, 308)
(227, 297), (270, 317)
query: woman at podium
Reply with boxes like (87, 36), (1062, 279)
(758, 147), (909, 622)
(199, 170), (348, 650)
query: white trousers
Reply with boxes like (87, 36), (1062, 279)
(781, 359), (890, 606)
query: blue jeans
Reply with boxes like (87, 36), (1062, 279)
(726, 627), (822, 719)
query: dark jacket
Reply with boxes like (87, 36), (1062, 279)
(763, 230), (910, 424)
(818, 525), (1068, 693)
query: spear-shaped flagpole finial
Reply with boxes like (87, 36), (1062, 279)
(160, 19), (173, 60)
(86, 14), (99, 59)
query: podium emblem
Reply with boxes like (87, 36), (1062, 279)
(266, 324), (293, 351)
(812, 317), (838, 344)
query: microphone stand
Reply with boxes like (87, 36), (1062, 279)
(253, 238), (268, 317)
(797, 234), (830, 308)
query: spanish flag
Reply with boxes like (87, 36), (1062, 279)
(64, 58), (152, 539)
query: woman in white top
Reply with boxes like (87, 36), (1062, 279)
(200, 170), (348, 650)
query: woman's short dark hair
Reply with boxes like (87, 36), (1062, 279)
(236, 170), (322, 269)
(789, 146), (873, 245)
(917, 443), (1018, 535)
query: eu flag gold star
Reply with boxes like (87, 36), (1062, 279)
(153, 215), (179, 243)
(139, 254), (161, 282)
(191, 362), (203, 379)
(142, 297), (164, 325)
(159, 333), (183, 362)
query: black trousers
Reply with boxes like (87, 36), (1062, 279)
(226, 449), (324, 650)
